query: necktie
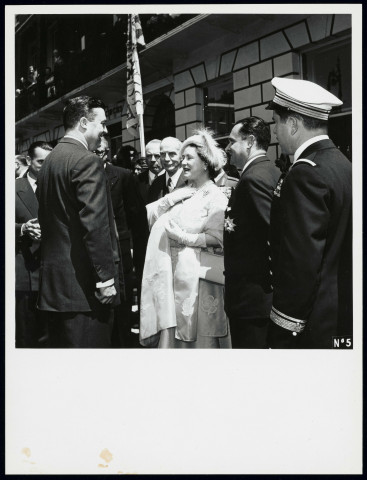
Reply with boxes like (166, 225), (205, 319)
(167, 177), (172, 191)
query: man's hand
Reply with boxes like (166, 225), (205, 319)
(23, 218), (41, 240)
(95, 284), (117, 304)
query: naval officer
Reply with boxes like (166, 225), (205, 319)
(266, 77), (352, 349)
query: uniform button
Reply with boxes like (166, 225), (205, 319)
(270, 285), (273, 290)
(268, 256), (271, 261)
(269, 270), (273, 275)
(267, 241), (270, 246)
(292, 332), (297, 337)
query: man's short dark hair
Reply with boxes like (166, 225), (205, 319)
(272, 105), (328, 131)
(63, 96), (106, 130)
(235, 116), (271, 150)
(28, 141), (53, 159)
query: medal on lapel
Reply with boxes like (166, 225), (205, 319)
(224, 216), (236, 233)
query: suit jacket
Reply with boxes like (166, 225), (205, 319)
(147, 170), (187, 204)
(269, 139), (352, 348)
(15, 176), (41, 291)
(36, 137), (120, 312)
(223, 155), (280, 319)
(105, 163), (149, 277)
(137, 169), (150, 205)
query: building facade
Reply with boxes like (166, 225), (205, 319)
(15, 13), (352, 161)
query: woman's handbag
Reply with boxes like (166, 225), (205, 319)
(199, 250), (225, 285)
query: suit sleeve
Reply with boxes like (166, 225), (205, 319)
(270, 165), (330, 333)
(71, 155), (115, 284)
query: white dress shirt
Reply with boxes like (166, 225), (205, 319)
(166, 167), (183, 192)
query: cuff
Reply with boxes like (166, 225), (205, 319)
(96, 278), (114, 288)
(20, 223), (26, 236)
(270, 306), (306, 333)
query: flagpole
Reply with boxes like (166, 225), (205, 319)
(126, 14), (146, 160)
(139, 113), (146, 157)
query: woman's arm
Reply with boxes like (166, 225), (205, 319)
(146, 188), (195, 229)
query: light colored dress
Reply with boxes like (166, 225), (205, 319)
(140, 181), (231, 348)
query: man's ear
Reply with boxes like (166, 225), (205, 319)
(26, 156), (31, 166)
(79, 116), (88, 129)
(287, 116), (298, 136)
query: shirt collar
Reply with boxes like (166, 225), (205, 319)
(166, 167), (183, 188)
(64, 134), (88, 150)
(241, 151), (267, 174)
(27, 172), (37, 192)
(294, 135), (329, 162)
(148, 170), (156, 185)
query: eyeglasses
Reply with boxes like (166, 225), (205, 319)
(160, 151), (177, 160)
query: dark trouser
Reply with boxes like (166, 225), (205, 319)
(16, 291), (48, 348)
(46, 309), (114, 348)
(229, 317), (270, 349)
(111, 261), (135, 348)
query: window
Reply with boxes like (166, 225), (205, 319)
(302, 38), (351, 160)
(203, 77), (235, 139)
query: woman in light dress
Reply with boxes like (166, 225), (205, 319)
(140, 128), (231, 348)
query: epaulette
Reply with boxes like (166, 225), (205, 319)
(293, 158), (316, 167)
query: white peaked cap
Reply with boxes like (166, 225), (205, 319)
(268, 77), (343, 120)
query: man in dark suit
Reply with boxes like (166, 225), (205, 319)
(96, 136), (149, 347)
(266, 77), (352, 349)
(147, 136), (186, 203)
(15, 154), (28, 178)
(15, 141), (53, 347)
(36, 96), (121, 348)
(223, 117), (280, 348)
(137, 139), (164, 204)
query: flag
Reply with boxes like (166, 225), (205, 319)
(126, 14), (145, 136)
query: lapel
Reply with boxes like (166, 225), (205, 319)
(175, 170), (187, 189)
(16, 177), (38, 217)
(105, 163), (119, 190)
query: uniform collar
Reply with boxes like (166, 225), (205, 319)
(294, 135), (329, 162)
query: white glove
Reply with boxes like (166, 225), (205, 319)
(165, 220), (206, 247)
(165, 187), (195, 206)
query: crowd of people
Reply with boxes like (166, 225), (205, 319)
(15, 76), (352, 349)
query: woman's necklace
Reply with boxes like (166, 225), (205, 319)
(193, 179), (213, 197)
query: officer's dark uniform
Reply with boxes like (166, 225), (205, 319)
(268, 139), (352, 348)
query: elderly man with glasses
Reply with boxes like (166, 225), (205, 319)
(147, 136), (187, 203)
(137, 139), (164, 204)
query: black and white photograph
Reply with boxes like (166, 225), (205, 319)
(6, 3), (362, 474)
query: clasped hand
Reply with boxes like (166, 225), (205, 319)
(23, 218), (41, 240)
(95, 285), (117, 304)
(165, 219), (185, 243)
(165, 187), (195, 205)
